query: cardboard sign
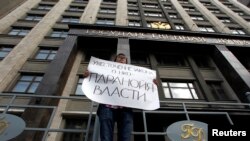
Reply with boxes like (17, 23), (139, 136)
(82, 56), (159, 110)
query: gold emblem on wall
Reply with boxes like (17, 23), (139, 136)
(0, 118), (9, 135)
(151, 22), (171, 29)
(181, 123), (206, 141)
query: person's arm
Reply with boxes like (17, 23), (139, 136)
(153, 79), (158, 86)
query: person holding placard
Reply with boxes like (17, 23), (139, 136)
(83, 53), (158, 141)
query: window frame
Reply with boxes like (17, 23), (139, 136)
(10, 74), (43, 94)
(162, 81), (199, 99)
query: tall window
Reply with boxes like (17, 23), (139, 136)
(8, 28), (30, 36)
(162, 81), (198, 99)
(75, 77), (84, 95)
(34, 48), (57, 60)
(0, 46), (12, 59)
(11, 75), (43, 94)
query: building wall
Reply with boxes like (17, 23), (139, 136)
(0, 0), (250, 141)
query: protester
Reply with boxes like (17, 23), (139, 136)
(83, 53), (158, 141)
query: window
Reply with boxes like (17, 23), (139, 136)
(103, 0), (117, 3)
(11, 75), (43, 94)
(231, 29), (246, 35)
(198, 26), (215, 32)
(62, 118), (94, 141)
(235, 11), (244, 16)
(142, 3), (158, 8)
(0, 46), (12, 59)
(193, 56), (211, 68)
(37, 4), (53, 10)
(201, 2), (211, 6)
(209, 9), (220, 14)
(219, 18), (231, 23)
(224, 4), (233, 8)
(128, 10), (139, 16)
(183, 7), (196, 12)
(25, 15), (43, 21)
(144, 11), (162, 17)
(74, 0), (88, 2)
(8, 28), (30, 36)
(75, 77), (84, 95)
(99, 8), (116, 14)
(191, 16), (204, 21)
(175, 24), (185, 30)
(207, 81), (228, 100)
(95, 18), (115, 25)
(84, 50), (113, 62)
(162, 81), (198, 99)
(128, 20), (141, 27)
(131, 52), (149, 64)
(35, 48), (57, 60)
(178, 0), (189, 4)
(169, 13), (177, 19)
(164, 5), (172, 10)
(127, 2), (137, 7)
(50, 30), (68, 38)
(61, 17), (79, 23)
(156, 54), (188, 67)
(68, 6), (84, 12)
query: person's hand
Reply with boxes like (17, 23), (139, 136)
(83, 70), (90, 77)
(153, 79), (158, 86)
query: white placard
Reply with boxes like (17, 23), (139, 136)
(82, 56), (159, 110)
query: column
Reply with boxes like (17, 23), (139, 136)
(212, 0), (250, 33)
(169, 0), (200, 31)
(117, 38), (131, 64)
(79, 0), (102, 23)
(229, 0), (250, 16)
(189, 0), (232, 33)
(214, 45), (250, 103)
(116, 0), (128, 25)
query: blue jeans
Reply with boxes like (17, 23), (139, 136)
(97, 104), (133, 141)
